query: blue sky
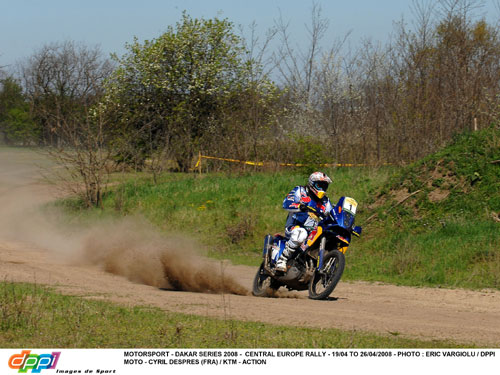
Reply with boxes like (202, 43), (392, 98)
(1, 0), (498, 70)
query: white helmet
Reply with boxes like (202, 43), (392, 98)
(307, 172), (332, 199)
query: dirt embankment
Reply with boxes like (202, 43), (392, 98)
(1, 149), (499, 347)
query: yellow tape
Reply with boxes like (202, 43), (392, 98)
(195, 155), (264, 167)
(195, 154), (375, 169)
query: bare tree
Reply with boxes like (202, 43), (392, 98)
(275, 2), (329, 108)
(20, 41), (114, 207)
(49, 104), (113, 207)
(20, 41), (112, 146)
(271, 0), (500, 166)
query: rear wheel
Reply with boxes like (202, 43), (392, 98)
(308, 249), (345, 300)
(252, 263), (279, 297)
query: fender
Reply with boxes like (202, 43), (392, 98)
(307, 226), (323, 247)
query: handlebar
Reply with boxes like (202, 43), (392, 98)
(300, 203), (330, 219)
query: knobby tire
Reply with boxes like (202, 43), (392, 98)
(308, 249), (345, 300)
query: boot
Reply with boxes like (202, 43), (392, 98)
(275, 256), (287, 272)
(275, 243), (295, 272)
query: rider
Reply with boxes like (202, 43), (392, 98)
(276, 171), (333, 272)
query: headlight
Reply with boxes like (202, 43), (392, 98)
(343, 212), (354, 228)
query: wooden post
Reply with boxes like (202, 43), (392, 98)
(198, 151), (202, 174)
(474, 117), (478, 131)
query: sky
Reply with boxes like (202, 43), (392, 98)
(1, 0), (499, 72)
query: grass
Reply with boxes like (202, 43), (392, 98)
(353, 125), (500, 289)
(58, 166), (392, 265)
(2, 131), (499, 349)
(347, 219), (500, 288)
(0, 282), (473, 348)
(52, 126), (500, 290)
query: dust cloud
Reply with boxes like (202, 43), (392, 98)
(0, 149), (248, 296)
(79, 219), (249, 295)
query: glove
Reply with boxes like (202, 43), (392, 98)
(299, 203), (308, 212)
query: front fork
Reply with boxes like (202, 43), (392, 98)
(317, 237), (349, 271)
(317, 237), (326, 270)
(262, 234), (275, 275)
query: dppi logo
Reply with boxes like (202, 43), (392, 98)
(8, 350), (61, 373)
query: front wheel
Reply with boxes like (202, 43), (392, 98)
(308, 250), (345, 300)
(252, 262), (280, 297)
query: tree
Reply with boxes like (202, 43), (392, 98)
(104, 13), (255, 171)
(382, 0), (500, 161)
(0, 77), (38, 144)
(274, 3), (357, 164)
(20, 41), (114, 207)
(20, 41), (113, 147)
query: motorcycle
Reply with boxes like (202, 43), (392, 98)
(252, 196), (362, 300)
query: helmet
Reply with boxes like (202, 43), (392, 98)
(307, 172), (332, 199)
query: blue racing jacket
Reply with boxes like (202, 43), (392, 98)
(282, 186), (333, 234)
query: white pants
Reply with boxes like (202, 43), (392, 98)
(277, 227), (308, 266)
(286, 226), (308, 251)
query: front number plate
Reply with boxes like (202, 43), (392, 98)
(343, 197), (358, 214)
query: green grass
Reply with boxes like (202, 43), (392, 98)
(353, 125), (500, 290)
(0, 282), (472, 348)
(347, 219), (500, 288)
(377, 125), (500, 225)
(55, 126), (500, 290)
(58, 166), (392, 265)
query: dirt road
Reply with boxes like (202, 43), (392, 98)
(1, 148), (499, 347)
